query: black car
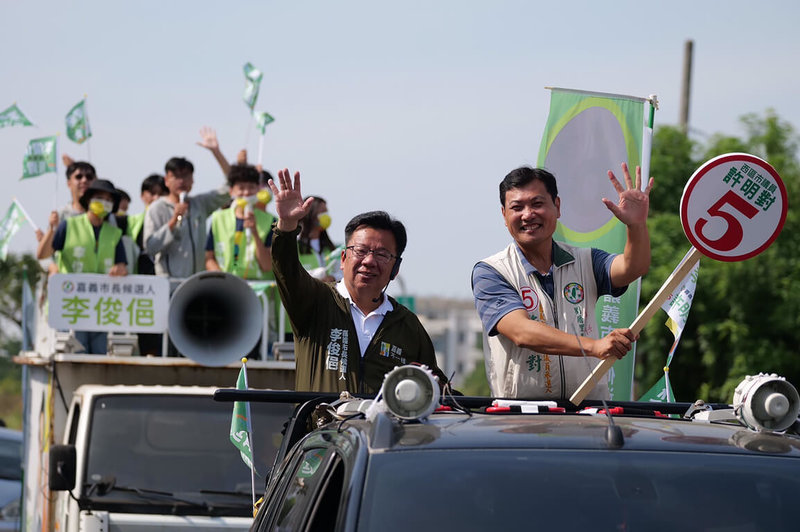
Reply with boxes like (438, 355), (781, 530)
(221, 368), (800, 531)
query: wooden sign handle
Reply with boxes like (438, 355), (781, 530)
(569, 247), (702, 405)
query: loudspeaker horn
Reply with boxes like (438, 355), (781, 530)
(733, 373), (800, 432)
(168, 271), (263, 367)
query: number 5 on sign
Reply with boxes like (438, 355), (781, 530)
(570, 153), (788, 405)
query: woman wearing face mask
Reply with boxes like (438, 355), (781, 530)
(297, 196), (342, 283)
(36, 179), (128, 355)
(37, 179), (128, 277)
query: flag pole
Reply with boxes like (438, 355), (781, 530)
(257, 133), (265, 168)
(12, 198), (40, 232)
(243, 113), (254, 155)
(83, 95), (92, 162)
(570, 247), (703, 405)
(241, 357), (257, 508)
(54, 135), (60, 212)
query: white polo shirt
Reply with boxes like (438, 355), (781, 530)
(336, 280), (394, 357)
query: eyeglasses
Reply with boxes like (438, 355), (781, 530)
(72, 173), (94, 181)
(345, 245), (397, 264)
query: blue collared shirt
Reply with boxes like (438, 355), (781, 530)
(471, 242), (625, 336)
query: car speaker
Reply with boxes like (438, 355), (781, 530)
(381, 365), (440, 420)
(733, 373), (800, 432)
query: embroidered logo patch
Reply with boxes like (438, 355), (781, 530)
(380, 341), (391, 357)
(520, 286), (539, 312)
(563, 282), (585, 304)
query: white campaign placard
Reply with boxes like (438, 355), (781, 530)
(680, 153), (787, 262)
(48, 273), (170, 332)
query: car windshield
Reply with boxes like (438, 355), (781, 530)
(360, 449), (799, 531)
(84, 395), (292, 497)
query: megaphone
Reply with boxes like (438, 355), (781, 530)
(168, 271), (263, 366)
(733, 373), (800, 432)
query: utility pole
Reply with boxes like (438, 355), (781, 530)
(679, 40), (694, 134)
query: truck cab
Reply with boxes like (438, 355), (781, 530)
(50, 385), (294, 532)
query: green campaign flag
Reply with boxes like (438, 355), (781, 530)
(21, 136), (58, 179)
(639, 374), (675, 403)
(538, 87), (656, 401)
(243, 62), (263, 109)
(0, 103), (33, 128)
(230, 365), (255, 471)
(66, 99), (91, 144)
(254, 110), (275, 134)
(0, 201), (26, 260)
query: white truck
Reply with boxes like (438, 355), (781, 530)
(47, 384), (294, 532)
(17, 272), (297, 531)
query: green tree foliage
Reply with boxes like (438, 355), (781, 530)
(460, 361), (491, 396)
(0, 253), (43, 429)
(0, 253), (43, 354)
(636, 111), (800, 402)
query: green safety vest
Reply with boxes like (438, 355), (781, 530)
(211, 207), (275, 280)
(127, 212), (145, 241)
(57, 215), (123, 274)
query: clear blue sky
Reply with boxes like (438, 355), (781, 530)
(2, 0), (798, 298)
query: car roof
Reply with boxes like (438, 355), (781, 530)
(340, 411), (800, 458)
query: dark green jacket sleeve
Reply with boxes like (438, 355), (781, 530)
(271, 226), (331, 336)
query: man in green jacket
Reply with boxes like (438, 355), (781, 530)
(268, 168), (447, 393)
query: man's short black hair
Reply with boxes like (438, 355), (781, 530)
(227, 164), (260, 187)
(65, 161), (96, 181)
(164, 157), (194, 175)
(499, 167), (558, 206)
(141, 173), (166, 195)
(344, 211), (407, 257)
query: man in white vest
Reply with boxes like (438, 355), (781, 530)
(472, 164), (653, 400)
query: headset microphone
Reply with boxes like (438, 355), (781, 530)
(372, 256), (402, 303)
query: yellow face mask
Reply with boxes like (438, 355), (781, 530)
(257, 188), (272, 205)
(317, 213), (332, 230)
(89, 199), (113, 218)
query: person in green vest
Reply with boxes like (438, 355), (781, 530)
(36, 179), (128, 354)
(298, 196), (342, 282)
(123, 174), (167, 275)
(205, 164), (275, 279)
(113, 188), (141, 275)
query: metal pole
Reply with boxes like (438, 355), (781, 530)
(679, 40), (694, 134)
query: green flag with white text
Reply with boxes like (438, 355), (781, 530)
(66, 99), (91, 144)
(0, 201), (26, 260)
(243, 62), (263, 110)
(639, 374), (675, 403)
(538, 87), (656, 401)
(0, 103), (33, 128)
(254, 111), (275, 134)
(21, 136), (58, 179)
(230, 366), (255, 470)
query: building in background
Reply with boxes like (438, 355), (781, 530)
(414, 297), (485, 387)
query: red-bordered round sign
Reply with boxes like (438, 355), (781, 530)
(680, 153), (787, 262)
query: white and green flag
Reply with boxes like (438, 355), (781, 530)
(638, 249), (700, 402)
(66, 99), (91, 144)
(243, 62), (263, 110)
(254, 111), (275, 134)
(537, 87), (657, 401)
(21, 136), (58, 179)
(0, 201), (26, 260)
(230, 365), (254, 470)
(0, 103), (33, 128)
